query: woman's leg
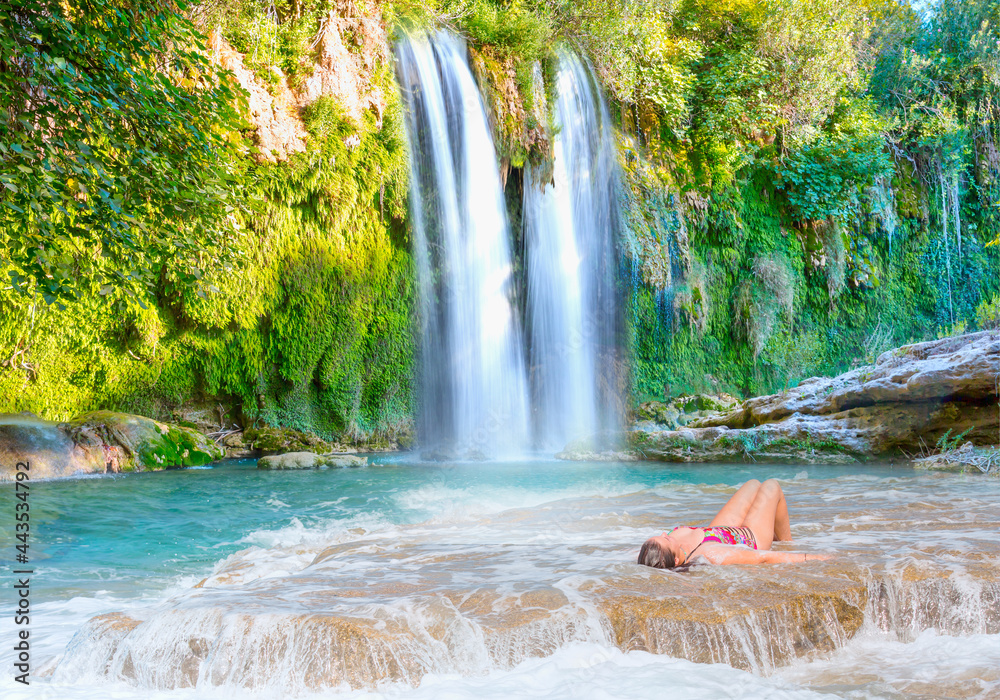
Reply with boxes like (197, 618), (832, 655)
(742, 479), (792, 549)
(710, 479), (761, 527)
(772, 485), (792, 542)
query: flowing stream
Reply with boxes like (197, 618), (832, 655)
(3, 461), (998, 699)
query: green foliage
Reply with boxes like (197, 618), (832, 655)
(0, 1), (414, 442)
(775, 98), (894, 221)
(556, 1), (703, 138)
(680, 0), (868, 182)
(976, 293), (1000, 329)
(622, 0), (1000, 404)
(447, 0), (551, 62)
(203, 0), (327, 89)
(0, 0), (250, 308)
(937, 427), (974, 452)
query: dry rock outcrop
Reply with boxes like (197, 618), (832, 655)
(209, 32), (307, 162)
(206, 0), (391, 163)
(563, 331), (999, 463)
(300, 2), (390, 128)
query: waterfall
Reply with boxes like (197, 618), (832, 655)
(940, 167), (955, 325)
(396, 32), (530, 458)
(523, 51), (621, 450)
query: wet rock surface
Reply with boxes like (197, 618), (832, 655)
(0, 412), (100, 480)
(563, 331), (999, 463)
(0, 410), (222, 480)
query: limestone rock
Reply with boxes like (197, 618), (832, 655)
(222, 432), (245, 449)
(606, 331), (999, 463)
(208, 32), (307, 162)
(698, 331), (999, 430)
(244, 426), (338, 455)
(0, 411), (223, 481)
(171, 403), (239, 435)
(298, 5), (390, 129)
(257, 451), (367, 469)
(634, 394), (740, 430)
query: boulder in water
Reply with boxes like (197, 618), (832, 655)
(243, 426), (337, 455)
(0, 410), (223, 481)
(0, 412), (103, 480)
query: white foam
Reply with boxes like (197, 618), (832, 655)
(392, 482), (649, 524)
(778, 629), (1000, 697)
(341, 643), (835, 700)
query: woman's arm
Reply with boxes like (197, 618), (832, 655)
(697, 544), (831, 565)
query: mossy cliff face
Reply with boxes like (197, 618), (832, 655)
(0, 1), (413, 444)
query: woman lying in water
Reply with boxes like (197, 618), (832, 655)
(637, 479), (831, 568)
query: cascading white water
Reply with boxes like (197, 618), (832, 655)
(396, 31), (530, 457)
(43, 467), (1000, 697)
(524, 52), (621, 450)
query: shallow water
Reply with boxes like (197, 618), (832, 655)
(1, 459), (997, 698)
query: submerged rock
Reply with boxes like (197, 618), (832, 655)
(257, 451), (367, 469)
(0, 410), (223, 481)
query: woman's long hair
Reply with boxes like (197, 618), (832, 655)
(637, 538), (676, 569)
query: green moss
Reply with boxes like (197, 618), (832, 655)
(243, 426), (331, 455)
(142, 426), (220, 468)
(0, 7), (415, 445)
(62, 410), (223, 470)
